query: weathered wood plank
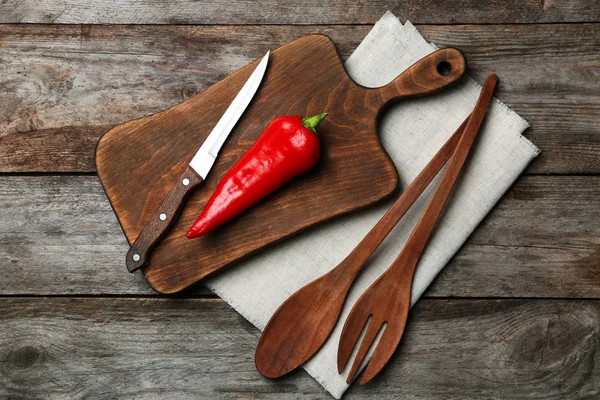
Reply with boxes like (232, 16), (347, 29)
(0, 175), (597, 297)
(419, 24), (600, 175)
(1, 0), (599, 24)
(0, 297), (598, 398)
(0, 175), (169, 296)
(1, 24), (598, 174)
(470, 174), (600, 248)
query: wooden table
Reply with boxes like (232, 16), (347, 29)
(1, 2), (598, 398)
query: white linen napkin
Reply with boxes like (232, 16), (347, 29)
(204, 11), (539, 399)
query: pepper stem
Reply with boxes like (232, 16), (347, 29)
(301, 113), (328, 134)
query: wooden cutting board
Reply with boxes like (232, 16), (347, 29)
(96, 34), (465, 294)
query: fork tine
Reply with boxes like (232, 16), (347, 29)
(337, 308), (371, 373)
(359, 317), (406, 385)
(345, 317), (384, 383)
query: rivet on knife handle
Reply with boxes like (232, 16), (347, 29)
(378, 47), (467, 104)
(126, 166), (203, 272)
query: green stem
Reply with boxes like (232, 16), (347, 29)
(301, 113), (328, 134)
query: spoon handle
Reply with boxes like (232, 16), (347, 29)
(337, 116), (469, 280)
(389, 74), (498, 277)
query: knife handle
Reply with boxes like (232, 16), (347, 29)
(377, 48), (467, 104)
(126, 165), (203, 273)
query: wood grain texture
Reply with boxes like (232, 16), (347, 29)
(1, 0), (599, 24)
(0, 24), (598, 174)
(96, 35), (466, 294)
(1, 297), (598, 399)
(0, 175), (597, 297)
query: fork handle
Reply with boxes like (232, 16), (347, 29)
(389, 74), (498, 277)
(337, 117), (468, 280)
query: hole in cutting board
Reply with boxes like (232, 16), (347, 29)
(437, 61), (452, 76)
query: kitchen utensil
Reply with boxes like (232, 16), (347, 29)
(255, 115), (469, 378)
(95, 35), (466, 294)
(337, 74), (498, 385)
(125, 51), (270, 272)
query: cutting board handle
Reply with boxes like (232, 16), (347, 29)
(377, 48), (466, 105)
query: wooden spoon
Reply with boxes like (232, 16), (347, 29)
(254, 115), (471, 378)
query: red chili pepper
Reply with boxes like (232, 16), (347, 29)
(186, 113), (327, 239)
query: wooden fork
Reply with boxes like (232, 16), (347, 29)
(337, 74), (498, 385)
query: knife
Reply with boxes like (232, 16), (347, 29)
(126, 51), (270, 273)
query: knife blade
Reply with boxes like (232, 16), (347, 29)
(190, 51), (270, 179)
(126, 51), (270, 273)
